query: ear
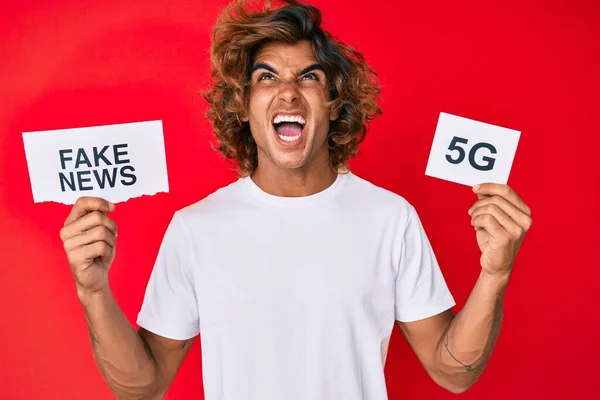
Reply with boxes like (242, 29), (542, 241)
(240, 110), (249, 123)
(329, 108), (339, 121)
(328, 82), (340, 121)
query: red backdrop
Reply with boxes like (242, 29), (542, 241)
(1, 0), (598, 399)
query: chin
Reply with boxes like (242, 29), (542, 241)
(265, 137), (313, 170)
(271, 154), (309, 170)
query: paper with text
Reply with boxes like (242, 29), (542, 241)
(22, 120), (169, 204)
(425, 112), (520, 187)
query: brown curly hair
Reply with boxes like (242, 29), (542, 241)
(203, 0), (382, 176)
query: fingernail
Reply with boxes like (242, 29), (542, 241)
(468, 208), (472, 215)
(108, 202), (115, 211)
(473, 184), (480, 192)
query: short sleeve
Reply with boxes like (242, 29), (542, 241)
(136, 212), (200, 340)
(395, 206), (455, 322)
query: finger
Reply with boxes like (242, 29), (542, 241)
(64, 197), (115, 227)
(63, 226), (116, 252)
(472, 184), (530, 216)
(469, 195), (532, 231)
(472, 214), (508, 242)
(470, 204), (523, 239)
(70, 242), (112, 268)
(61, 211), (117, 241)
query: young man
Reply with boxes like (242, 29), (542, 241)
(59, 1), (532, 399)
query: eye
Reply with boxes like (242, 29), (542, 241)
(258, 72), (275, 81)
(301, 73), (319, 81)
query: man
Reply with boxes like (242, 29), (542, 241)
(59, 1), (532, 399)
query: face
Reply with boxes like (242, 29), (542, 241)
(243, 40), (337, 172)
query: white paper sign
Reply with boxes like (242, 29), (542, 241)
(22, 120), (169, 204)
(425, 112), (520, 187)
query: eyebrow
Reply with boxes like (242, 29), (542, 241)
(251, 63), (278, 74)
(298, 63), (324, 75)
(250, 62), (324, 76)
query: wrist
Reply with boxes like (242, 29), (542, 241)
(77, 285), (111, 307)
(479, 269), (510, 292)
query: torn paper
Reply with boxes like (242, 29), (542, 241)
(22, 120), (169, 204)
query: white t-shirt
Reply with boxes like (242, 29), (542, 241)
(137, 171), (455, 400)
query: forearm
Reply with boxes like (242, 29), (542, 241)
(80, 288), (159, 399)
(436, 270), (509, 391)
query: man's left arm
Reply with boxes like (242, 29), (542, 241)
(397, 183), (532, 394)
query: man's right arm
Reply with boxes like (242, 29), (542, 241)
(80, 288), (195, 400)
(61, 197), (193, 399)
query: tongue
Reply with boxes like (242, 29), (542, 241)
(275, 122), (303, 137)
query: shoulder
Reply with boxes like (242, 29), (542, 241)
(171, 177), (247, 226)
(343, 171), (416, 216)
(342, 172), (427, 245)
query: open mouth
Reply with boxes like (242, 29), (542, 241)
(272, 114), (306, 142)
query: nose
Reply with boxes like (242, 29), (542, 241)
(278, 82), (300, 104)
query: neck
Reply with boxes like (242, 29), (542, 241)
(250, 153), (339, 198)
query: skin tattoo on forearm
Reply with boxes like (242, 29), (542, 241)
(444, 334), (473, 372)
(88, 327), (100, 347)
(443, 300), (505, 373)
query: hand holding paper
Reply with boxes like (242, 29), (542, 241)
(468, 183), (532, 278)
(60, 197), (118, 297)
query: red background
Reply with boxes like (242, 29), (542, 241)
(1, 0), (598, 399)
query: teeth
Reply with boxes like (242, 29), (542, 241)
(278, 134), (301, 142)
(273, 115), (306, 125)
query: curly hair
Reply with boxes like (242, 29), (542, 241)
(203, 0), (382, 176)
